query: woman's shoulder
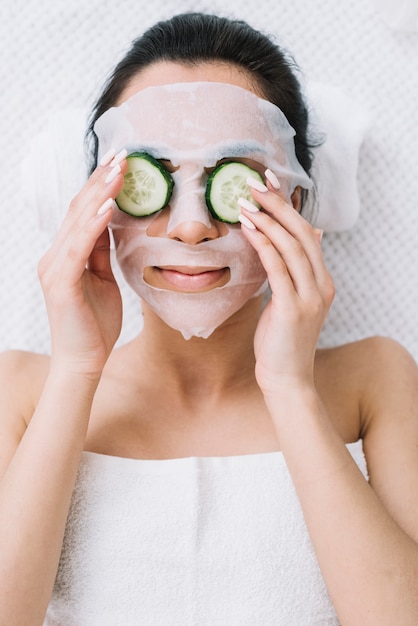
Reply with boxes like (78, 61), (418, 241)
(0, 348), (50, 378)
(317, 334), (418, 404)
(317, 335), (416, 378)
(0, 350), (50, 475)
(0, 349), (50, 423)
(315, 336), (418, 439)
(319, 334), (418, 427)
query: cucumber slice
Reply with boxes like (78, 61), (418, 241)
(115, 152), (174, 217)
(205, 162), (263, 223)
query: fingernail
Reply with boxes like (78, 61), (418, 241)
(238, 197), (260, 213)
(99, 148), (116, 167)
(314, 228), (324, 243)
(247, 176), (268, 193)
(97, 197), (114, 216)
(238, 213), (256, 230)
(265, 168), (281, 190)
(105, 164), (121, 184)
(110, 148), (128, 167)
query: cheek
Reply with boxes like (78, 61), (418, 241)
(111, 208), (156, 249)
(111, 223), (149, 273)
(144, 210), (170, 237)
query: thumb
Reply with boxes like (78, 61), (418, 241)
(86, 223), (114, 280)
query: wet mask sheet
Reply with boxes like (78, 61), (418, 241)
(94, 82), (312, 339)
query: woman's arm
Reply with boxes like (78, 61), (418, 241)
(0, 151), (127, 626)
(265, 348), (418, 626)
(240, 181), (418, 625)
(0, 355), (101, 625)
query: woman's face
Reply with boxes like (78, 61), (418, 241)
(96, 62), (307, 339)
(116, 62), (268, 290)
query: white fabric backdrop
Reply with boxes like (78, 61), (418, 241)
(0, 0), (417, 359)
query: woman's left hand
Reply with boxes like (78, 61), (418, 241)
(239, 176), (335, 396)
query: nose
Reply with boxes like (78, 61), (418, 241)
(166, 163), (228, 244)
(168, 215), (225, 245)
(145, 201), (228, 244)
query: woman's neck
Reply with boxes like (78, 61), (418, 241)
(97, 296), (279, 459)
(127, 297), (263, 398)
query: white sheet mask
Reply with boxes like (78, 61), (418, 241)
(94, 82), (312, 339)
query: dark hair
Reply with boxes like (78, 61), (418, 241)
(87, 12), (316, 206)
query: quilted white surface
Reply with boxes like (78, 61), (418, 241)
(0, 0), (417, 359)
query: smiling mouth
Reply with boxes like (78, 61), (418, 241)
(144, 265), (231, 292)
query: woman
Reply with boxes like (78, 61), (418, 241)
(0, 12), (417, 625)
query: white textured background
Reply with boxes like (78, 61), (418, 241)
(0, 0), (417, 358)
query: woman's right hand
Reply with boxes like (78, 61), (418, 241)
(38, 150), (127, 379)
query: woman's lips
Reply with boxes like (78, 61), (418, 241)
(144, 266), (231, 292)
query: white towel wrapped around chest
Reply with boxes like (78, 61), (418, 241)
(44, 441), (367, 626)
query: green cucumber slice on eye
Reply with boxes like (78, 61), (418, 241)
(205, 162), (263, 224)
(115, 152), (174, 217)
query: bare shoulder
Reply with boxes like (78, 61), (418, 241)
(316, 335), (417, 395)
(0, 349), (50, 426)
(313, 337), (409, 439)
(317, 333), (414, 366)
(329, 335), (418, 411)
(0, 350), (50, 476)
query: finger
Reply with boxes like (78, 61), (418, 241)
(86, 210), (114, 279)
(264, 168), (282, 192)
(246, 181), (330, 287)
(49, 150), (127, 254)
(68, 148), (127, 220)
(240, 203), (335, 316)
(239, 209), (317, 299)
(42, 154), (127, 282)
(39, 195), (115, 292)
(238, 192), (317, 296)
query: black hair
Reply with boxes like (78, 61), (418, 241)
(87, 12), (316, 206)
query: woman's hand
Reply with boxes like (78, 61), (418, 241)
(239, 172), (335, 396)
(38, 150), (127, 379)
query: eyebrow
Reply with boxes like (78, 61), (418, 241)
(209, 140), (268, 159)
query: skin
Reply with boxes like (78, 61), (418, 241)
(0, 61), (417, 625)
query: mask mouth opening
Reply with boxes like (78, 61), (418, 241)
(143, 265), (231, 293)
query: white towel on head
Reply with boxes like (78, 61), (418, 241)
(303, 81), (371, 231)
(21, 107), (89, 234)
(44, 440), (367, 625)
